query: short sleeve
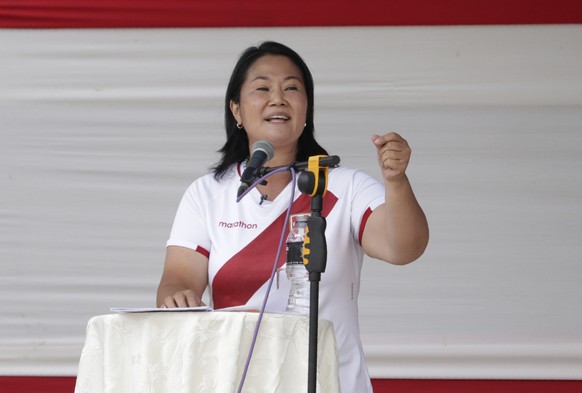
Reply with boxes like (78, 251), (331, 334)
(349, 170), (385, 244)
(166, 180), (211, 256)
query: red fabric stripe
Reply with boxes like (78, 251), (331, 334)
(0, 377), (77, 392)
(212, 192), (338, 309)
(195, 245), (209, 259)
(358, 207), (373, 245)
(1, 0), (581, 28)
(371, 379), (582, 393)
(1, 377), (582, 393)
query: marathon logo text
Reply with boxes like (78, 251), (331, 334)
(218, 221), (258, 230)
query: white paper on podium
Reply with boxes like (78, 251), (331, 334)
(110, 306), (212, 313)
(110, 305), (263, 313)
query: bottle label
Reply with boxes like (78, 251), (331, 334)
(286, 241), (303, 265)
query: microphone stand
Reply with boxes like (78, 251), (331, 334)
(304, 195), (326, 393)
(296, 155), (333, 393)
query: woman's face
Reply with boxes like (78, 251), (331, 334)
(230, 55), (308, 153)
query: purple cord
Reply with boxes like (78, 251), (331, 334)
(236, 167), (297, 393)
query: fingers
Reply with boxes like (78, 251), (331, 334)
(161, 289), (202, 308)
(372, 132), (406, 148)
(371, 132), (411, 180)
(373, 132), (408, 156)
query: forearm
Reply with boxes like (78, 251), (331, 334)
(366, 133), (429, 264)
(156, 246), (209, 307)
(382, 175), (429, 264)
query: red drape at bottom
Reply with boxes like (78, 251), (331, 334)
(1, 376), (582, 393)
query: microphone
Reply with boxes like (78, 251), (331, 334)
(237, 140), (275, 198)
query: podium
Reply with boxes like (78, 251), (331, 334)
(74, 312), (340, 393)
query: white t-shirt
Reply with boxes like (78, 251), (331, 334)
(168, 164), (385, 392)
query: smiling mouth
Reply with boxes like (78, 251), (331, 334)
(266, 115), (290, 122)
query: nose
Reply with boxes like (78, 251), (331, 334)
(269, 87), (287, 106)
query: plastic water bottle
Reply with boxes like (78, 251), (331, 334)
(286, 215), (310, 315)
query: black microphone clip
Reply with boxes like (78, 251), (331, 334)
(254, 155), (340, 178)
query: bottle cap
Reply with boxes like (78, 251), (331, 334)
(289, 213), (309, 230)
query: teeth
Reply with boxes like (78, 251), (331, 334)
(269, 115), (288, 120)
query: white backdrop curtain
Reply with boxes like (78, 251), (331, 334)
(1, 25), (581, 378)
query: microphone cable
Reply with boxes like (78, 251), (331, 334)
(235, 166), (297, 393)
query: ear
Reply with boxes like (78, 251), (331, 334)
(229, 100), (242, 125)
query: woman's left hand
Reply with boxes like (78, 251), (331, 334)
(372, 132), (411, 183)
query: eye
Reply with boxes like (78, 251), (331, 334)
(256, 86), (269, 91)
(285, 85), (299, 91)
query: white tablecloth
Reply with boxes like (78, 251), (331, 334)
(74, 311), (340, 393)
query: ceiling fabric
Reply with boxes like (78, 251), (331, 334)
(1, 0), (581, 28)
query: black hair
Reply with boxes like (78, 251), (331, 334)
(211, 41), (328, 179)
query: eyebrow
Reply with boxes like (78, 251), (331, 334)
(250, 75), (303, 83)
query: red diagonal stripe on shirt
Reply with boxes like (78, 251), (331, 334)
(212, 192), (338, 309)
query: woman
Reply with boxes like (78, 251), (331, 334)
(157, 41), (429, 392)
